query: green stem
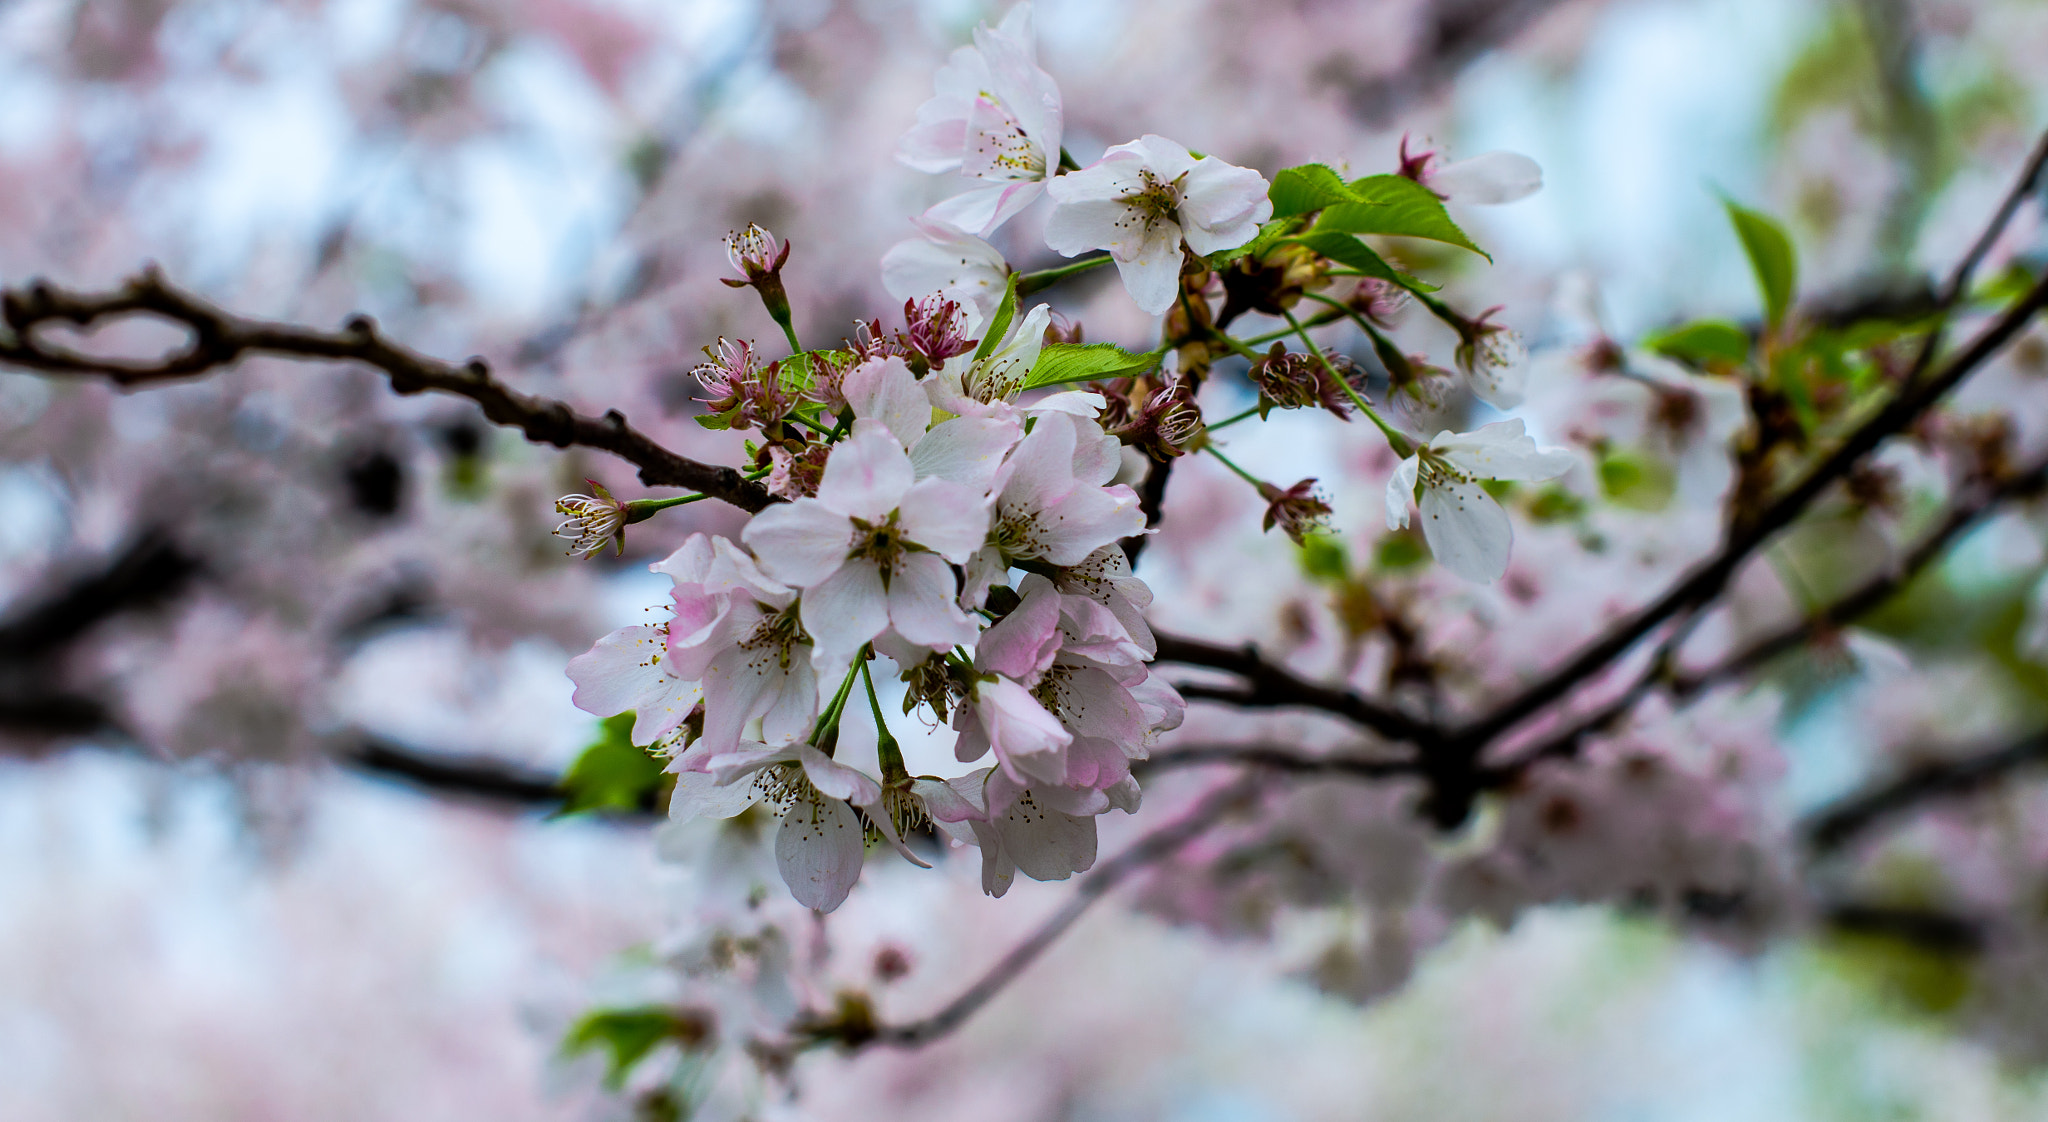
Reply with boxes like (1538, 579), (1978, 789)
(1304, 291), (1423, 393)
(623, 491), (713, 523)
(859, 659), (908, 782)
(1203, 444), (1267, 490)
(1210, 329), (1266, 364)
(786, 413), (835, 438)
(1205, 404), (1262, 431)
(1239, 307), (1345, 347)
(774, 315), (804, 356)
(1281, 307), (1413, 457)
(809, 653), (868, 753)
(1016, 254), (1112, 296)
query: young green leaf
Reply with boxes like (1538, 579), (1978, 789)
(563, 1006), (711, 1090)
(1024, 342), (1164, 388)
(1723, 198), (1798, 327)
(558, 713), (666, 815)
(1288, 232), (1440, 293)
(1315, 174), (1489, 259)
(1643, 320), (1752, 366)
(971, 271), (1022, 364)
(1267, 163), (1364, 218)
(1205, 217), (1294, 268)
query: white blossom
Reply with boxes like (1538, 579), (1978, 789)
(897, 3), (1062, 236)
(1385, 419), (1575, 583)
(1044, 135), (1272, 315)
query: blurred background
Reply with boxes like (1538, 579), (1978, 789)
(4, 0), (2048, 1117)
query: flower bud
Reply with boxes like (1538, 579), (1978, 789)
(553, 480), (629, 558)
(720, 223), (796, 339)
(1258, 479), (1334, 546)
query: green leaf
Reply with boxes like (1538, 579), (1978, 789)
(971, 271), (1021, 364)
(1596, 448), (1675, 512)
(1298, 534), (1350, 583)
(558, 714), (666, 815)
(1644, 320), (1752, 366)
(1723, 198), (1798, 327)
(1023, 342), (1164, 389)
(1374, 532), (1428, 571)
(1315, 175), (1488, 260)
(1268, 163), (1364, 218)
(1205, 217), (1294, 268)
(1288, 232), (1439, 293)
(563, 1006), (709, 1090)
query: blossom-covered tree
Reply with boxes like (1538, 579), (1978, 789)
(7, 0), (2048, 1117)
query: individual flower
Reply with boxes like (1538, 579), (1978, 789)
(721, 224), (796, 337)
(1454, 306), (1528, 409)
(1397, 136), (1544, 205)
(1384, 419), (1575, 582)
(965, 410), (1145, 607)
(657, 536), (819, 757)
(693, 337), (793, 430)
(766, 442), (830, 499)
(1104, 354), (1202, 459)
(552, 479), (629, 558)
(1259, 479), (1334, 546)
(681, 740), (882, 912)
(897, 295), (980, 371)
(925, 767), (1104, 898)
(880, 220), (1010, 332)
(740, 421), (990, 665)
(920, 302), (1105, 422)
(897, 3), (1063, 236)
(1044, 135), (1273, 315)
(566, 621), (703, 747)
(1247, 345), (1354, 419)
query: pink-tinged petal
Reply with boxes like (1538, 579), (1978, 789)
(798, 744), (881, 804)
(1050, 665), (1144, 745)
(668, 770), (763, 822)
(1104, 776), (1142, 813)
(706, 537), (793, 607)
(896, 477), (991, 562)
(703, 741), (794, 786)
(1130, 676), (1186, 736)
(916, 775), (985, 823)
(976, 577), (1063, 681)
(1429, 151), (1542, 205)
(1036, 774), (1112, 815)
(998, 410), (1081, 515)
(1067, 417), (1123, 485)
(976, 676), (1071, 784)
(1042, 196), (1130, 257)
(801, 560), (891, 666)
(776, 797), (865, 911)
(1120, 134), (1198, 180)
(568, 626), (704, 746)
(968, 819), (1016, 897)
(816, 421), (916, 521)
(1419, 479), (1513, 583)
(756, 654), (819, 747)
(844, 356), (929, 450)
(1114, 225), (1186, 315)
(934, 179), (1045, 238)
(1033, 484), (1144, 566)
(864, 793), (934, 869)
(994, 794), (1097, 882)
(1178, 157), (1273, 255)
(897, 118), (968, 173)
(666, 589), (748, 680)
(922, 365), (995, 419)
(1021, 390), (1104, 417)
(887, 552), (980, 652)
(960, 544), (1006, 611)
(1385, 455), (1420, 530)
(648, 533), (715, 584)
(742, 500), (853, 588)
(700, 648), (781, 756)
(910, 416), (1023, 491)
(881, 228), (1009, 331)
(1044, 154), (1144, 206)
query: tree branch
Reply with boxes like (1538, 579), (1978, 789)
(804, 778), (1259, 1051)
(1138, 742), (1419, 781)
(0, 270), (774, 512)
(1153, 632), (1440, 746)
(1804, 729), (2048, 855)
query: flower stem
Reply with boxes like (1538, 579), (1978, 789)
(1206, 404), (1262, 431)
(1303, 291), (1427, 400)
(859, 659), (908, 782)
(1016, 255), (1111, 296)
(1280, 308), (1414, 458)
(623, 491), (713, 523)
(1202, 444), (1267, 490)
(1238, 307), (1344, 347)
(810, 651), (869, 753)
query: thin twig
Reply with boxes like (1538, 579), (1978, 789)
(1137, 742), (1419, 780)
(1153, 632), (1440, 746)
(1804, 729), (2048, 854)
(0, 270), (774, 512)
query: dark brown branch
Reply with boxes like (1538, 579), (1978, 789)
(1804, 730), (2048, 855)
(1153, 632), (1439, 746)
(1821, 900), (1988, 953)
(1138, 742), (1419, 781)
(0, 270), (774, 512)
(809, 778), (1258, 1051)
(1339, 0), (1571, 124)
(0, 530), (200, 661)
(342, 738), (574, 809)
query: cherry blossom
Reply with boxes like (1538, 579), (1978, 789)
(687, 740), (882, 912)
(657, 535), (820, 756)
(1399, 137), (1544, 205)
(1045, 135), (1273, 314)
(740, 421), (990, 665)
(1385, 419), (1576, 582)
(880, 220), (1010, 331)
(551, 479), (629, 558)
(897, 3), (1062, 236)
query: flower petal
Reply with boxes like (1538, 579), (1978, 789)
(801, 560), (892, 667)
(896, 476), (991, 562)
(668, 769), (764, 822)
(844, 356), (929, 450)
(1434, 419), (1576, 482)
(1419, 477), (1514, 582)
(776, 797), (865, 911)
(816, 421), (916, 521)
(742, 501), (853, 589)
(910, 416), (1023, 491)
(1385, 455), (1420, 530)
(1429, 151), (1543, 205)
(887, 551), (981, 652)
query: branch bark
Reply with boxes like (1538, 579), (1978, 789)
(0, 270), (774, 512)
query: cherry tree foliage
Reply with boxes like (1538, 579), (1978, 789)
(8, 0), (2048, 1116)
